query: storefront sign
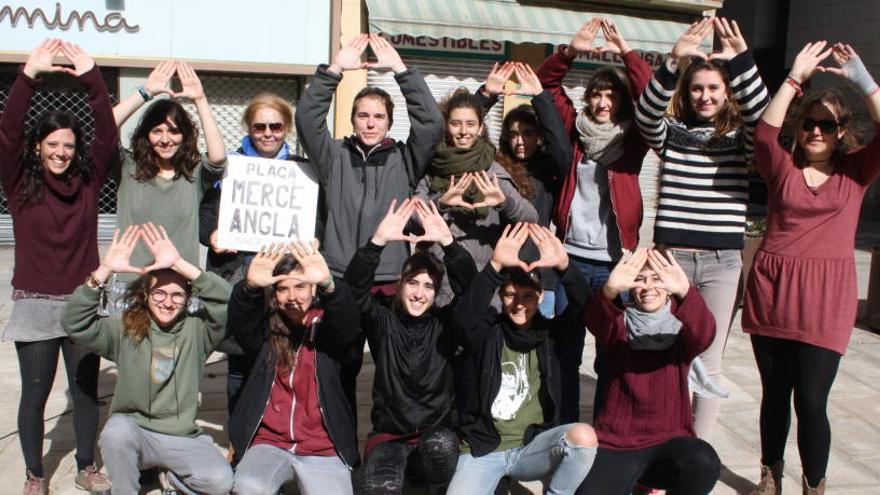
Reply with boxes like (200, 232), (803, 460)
(575, 49), (667, 69)
(385, 33), (505, 57)
(217, 156), (320, 252)
(0, 3), (139, 32)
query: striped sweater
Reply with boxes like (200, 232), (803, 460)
(636, 51), (769, 249)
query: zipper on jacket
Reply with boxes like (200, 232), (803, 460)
(605, 168), (628, 252)
(311, 319), (350, 468)
(289, 354), (298, 453)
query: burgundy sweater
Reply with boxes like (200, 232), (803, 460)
(0, 66), (118, 294)
(583, 287), (715, 450)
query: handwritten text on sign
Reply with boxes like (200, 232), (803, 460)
(217, 155), (319, 252)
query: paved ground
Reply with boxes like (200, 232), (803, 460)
(1, 225), (880, 494)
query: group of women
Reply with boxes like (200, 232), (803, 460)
(0, 10), (876, 495)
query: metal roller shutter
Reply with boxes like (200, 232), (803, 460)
(367, 56), (505, 146)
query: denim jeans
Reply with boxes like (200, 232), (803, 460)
(446, 424), (597, 495)
(553, 256), (615, 423)
(668, 249), (742, 440)
(232, 444), (353, 495)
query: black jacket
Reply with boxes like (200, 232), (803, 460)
(344, 241), (477, 437)
(453, 262), (590, 457)
(226, 279), (361, 467)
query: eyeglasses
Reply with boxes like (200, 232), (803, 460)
(802, 118), (839, 134)
(251, 122), (284, 132)
(149, 289), (188, 305)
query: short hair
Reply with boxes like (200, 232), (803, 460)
(501, 267), (543, 293)
(582, 68), (634, 121)
(791, 87), (858, 162)
(351, 87), (394, 127)
(399, 251), (445, 290)
(242, 92), (293, 134)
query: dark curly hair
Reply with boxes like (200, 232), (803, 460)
(130, 99), (200, 182)
(122, 269), (192, 343)
(18, 111), (89, 206)
(671, 58), (742, 140)
(496, 104), (539, 198)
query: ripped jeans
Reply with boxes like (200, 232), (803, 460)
(360, 428), (459, 494)
(446, 424), (597, 495)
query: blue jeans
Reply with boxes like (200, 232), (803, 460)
(447, 425), (597, 495)
(233, 444), (353, 495)
(553, 256), (615, 423)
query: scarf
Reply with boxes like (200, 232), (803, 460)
(575, 112), (630, 167)
(501, 317), (549, 353)
(428, 138), (496, 218)
(624, 300), (683, 351)
(239, 135), (291, 160)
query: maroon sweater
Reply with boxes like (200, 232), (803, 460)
(583, 287), (715, 450)
(0, 66), (118, 294)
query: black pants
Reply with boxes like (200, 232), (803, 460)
(16, 337), (100, 476)
(751, 335), (841, 487)
(576, 437), (720, 495)
(361, 428), (459, 494)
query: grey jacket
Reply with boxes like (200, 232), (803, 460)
(296, 65), (443, 281)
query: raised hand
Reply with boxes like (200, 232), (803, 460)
(246, 243), (288, 289)
(98, 226), (145, 277)
(788, 41), (832, 84)
(331, 34), (369, 73)
(598, 18), (631, 55)
(671, 17), (713, 62)
(175, 62), (205, 101)
(567, 18), (602, 56)
(23, 39), (68, 78)
(603, 248), (649, 299)
(141, 222), (182, 272)
(143, 60), (177, 99)
(507, 63), (542, 96)
(826, 43), (878, 96)
(414, 199), (454, 245)
(439, 173), (476, 210)
(371, 198), (419, 246)
(527, 224), (568, 271)
(708, 17), (748, 61)
(485, 61), (515, 96)
(57, 41), (95, 76)
(646, 249), (690, 299)
(470, 171), (506, 208)
(490, 222), (530, 272)
(289, 239), (332, 286)
(367, 33), (406, 73)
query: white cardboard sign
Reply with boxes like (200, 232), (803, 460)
(217, 155), (320, 252)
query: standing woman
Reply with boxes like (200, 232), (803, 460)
(111, 60), (227, 286)
(416, 88), (538, 304)
(743, 42), (880, 495)
(0, 40), (115, 494)
(635, 17), (770, 439)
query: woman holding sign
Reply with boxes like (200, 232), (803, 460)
(111, 60), (227, 289)
(0, 40), (114, 494)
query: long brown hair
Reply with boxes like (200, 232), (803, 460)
(130, 99), (200, 182)
(496, 104), (537, 198)
(122, 270), (192, 343)
(671, 59), (742, 140)
(18, 111), (90, 207)
(790, 88), (857, 164)
(267, 254), (309, 372)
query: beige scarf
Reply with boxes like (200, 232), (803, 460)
(575, 111), (630, 166)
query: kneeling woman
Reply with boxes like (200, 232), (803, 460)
(228, 240), (361, 495)
(576, 249), (720, 494)
(447, 223), (597, 494)
(345, 198), (477, 494)
(61, 223), (234, 494)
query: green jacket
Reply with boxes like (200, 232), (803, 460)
(61, 271), (231, 437)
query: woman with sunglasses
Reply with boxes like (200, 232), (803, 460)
(635, 17), (769, 440)
(61, 223), (233, 494)
(742, 42), (880, 495)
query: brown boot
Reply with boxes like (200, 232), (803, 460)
(802, 476), (826, 495)
(751, 461), (784, 495)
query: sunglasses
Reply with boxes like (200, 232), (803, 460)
(251, 122), (284, 132)
(149, 289), (188, 305)
(802, 118), (839, 134)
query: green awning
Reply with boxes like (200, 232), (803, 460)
(367, 0), (708, 54)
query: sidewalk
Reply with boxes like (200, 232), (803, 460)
(1, 225), (879, 494)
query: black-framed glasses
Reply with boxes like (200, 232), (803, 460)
(802, 117), (839, 134)
(251, 122), (284, 132)
(149, 289), (187, 305)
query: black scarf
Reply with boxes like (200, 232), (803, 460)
(501, 317), (548, 353)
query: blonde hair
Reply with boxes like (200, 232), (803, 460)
(242, 92), (293, 134)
